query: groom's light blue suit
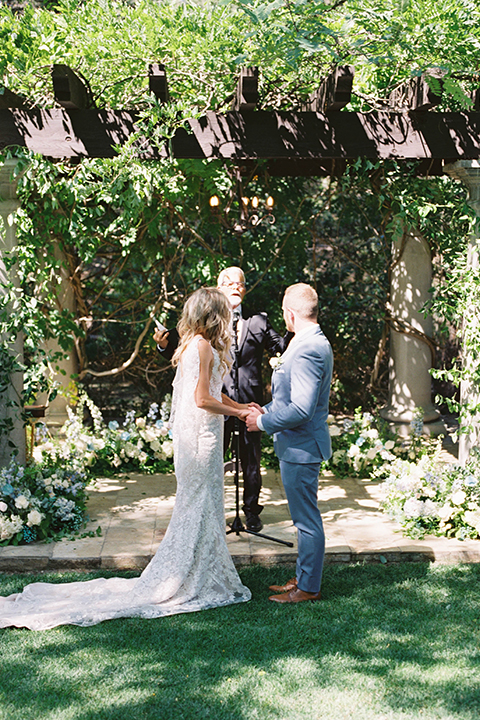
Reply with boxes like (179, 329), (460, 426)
(260, 324), (333, 593)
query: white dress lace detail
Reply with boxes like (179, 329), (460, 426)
(0, 336), (251, 630)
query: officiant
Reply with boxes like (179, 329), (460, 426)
(154, 266), (292, 532)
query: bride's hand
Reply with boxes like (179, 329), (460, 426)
(237, 407), (250, 421)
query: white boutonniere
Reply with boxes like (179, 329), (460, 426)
(269, 353), (285, 370)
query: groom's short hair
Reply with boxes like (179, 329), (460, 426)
(284, 283), (318, 320)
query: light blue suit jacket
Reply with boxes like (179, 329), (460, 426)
(260, 325), (333, 464)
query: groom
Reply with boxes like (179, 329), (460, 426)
(245, 283), (333, 603)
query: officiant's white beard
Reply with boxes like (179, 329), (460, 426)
(228, 293), (242, 309)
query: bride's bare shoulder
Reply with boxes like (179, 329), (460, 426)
(196, 336), (213, 356)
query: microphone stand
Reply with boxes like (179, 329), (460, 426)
(226, 310), (293, 547)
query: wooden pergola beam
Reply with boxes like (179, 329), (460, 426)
(387, 70), (444, 112)
(52, 64), (93, 109)
(232, 67), (259, 112)
(0, 88), (27, 109)
(149, 64), (169, 103)
(307, 66), (354, 112)
(1, 107), (480, 173)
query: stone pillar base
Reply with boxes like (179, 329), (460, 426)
(383, 418), (447, 439)
(379, 405), (440, 424)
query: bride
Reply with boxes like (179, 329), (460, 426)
(0, 288), (252, 630)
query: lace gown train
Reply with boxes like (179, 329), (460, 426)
(0, 336), (251, 630)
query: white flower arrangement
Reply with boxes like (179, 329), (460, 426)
(323, 407), (440, 480)
(0, 460), (92, 546)
(381, 448), (480, 540)
(34, 392), (175, 476)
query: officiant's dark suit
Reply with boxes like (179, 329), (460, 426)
(154, 266), (292, 531)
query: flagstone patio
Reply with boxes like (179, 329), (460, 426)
(1, 447), (480, 573)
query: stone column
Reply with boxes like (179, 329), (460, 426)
(380, 224), (440, 431)
(0, 159), (25, 466)
(444, 160), (480, 463)
(41, 243), (78, 433)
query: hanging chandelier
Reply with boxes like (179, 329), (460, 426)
(209, 193), (275, 234)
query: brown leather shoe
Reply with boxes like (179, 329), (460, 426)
(268, 577), (297, 593)
(269, 588), (322, 603)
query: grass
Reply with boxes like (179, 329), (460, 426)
(1, 562), (480, 720)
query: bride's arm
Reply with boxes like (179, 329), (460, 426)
(195, 338), (248, 419)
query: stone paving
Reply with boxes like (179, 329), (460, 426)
(2, 449), (480, 573)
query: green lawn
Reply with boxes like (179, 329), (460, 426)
(1, 562), (480, 720)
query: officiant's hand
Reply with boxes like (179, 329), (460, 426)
(153, 329), (169, 348)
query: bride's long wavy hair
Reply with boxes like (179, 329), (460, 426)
(172, 287), (232, 374)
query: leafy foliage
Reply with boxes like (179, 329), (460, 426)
(0, 0), (478, 437)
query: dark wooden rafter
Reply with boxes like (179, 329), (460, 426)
(307, 66), (354, 112)
(52, 64), (95, 109)
(387, 70), (444, 112)
(0, 88), (27, 109)
(231, 67), (259, 112)
(470, 88), (480, 112)
(148, 63), (169, 103)
(1, 64), (480, 176)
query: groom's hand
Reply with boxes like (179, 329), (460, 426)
(246, 407), (262, 432)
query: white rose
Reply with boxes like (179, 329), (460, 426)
(27, 509), (44, 527)
(162, 441), (174, 458)
(348, 445), (360, 458)
(15, 495), (29, 510)
(366, 447), (378, 460)
(329, 425), (341, 437)
(365, 429), (378, 440)
(438, 504), (453, 521)
(159, 426), (169, 437)
(150, 440), (161, 452)
(139, 451), (148, 464)
(451, 490), (466, 506)
(0, 501), (7, 512)
(112, 455), (122, 467)
(135, 417), (146, 429)
(384, 440), (395, 450)
(464, 510), (480, 533)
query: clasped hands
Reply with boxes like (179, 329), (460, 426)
(237, 402), (264, 432)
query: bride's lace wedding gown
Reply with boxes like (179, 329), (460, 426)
(0, 336), (251, 630)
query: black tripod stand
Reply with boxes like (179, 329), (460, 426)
(226, 311), (293, 547)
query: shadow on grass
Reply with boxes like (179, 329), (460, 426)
(1, 563), (480, 720)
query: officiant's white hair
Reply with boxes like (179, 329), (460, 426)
(173, 288), (232, 373)
(284, 283), (318, 320)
